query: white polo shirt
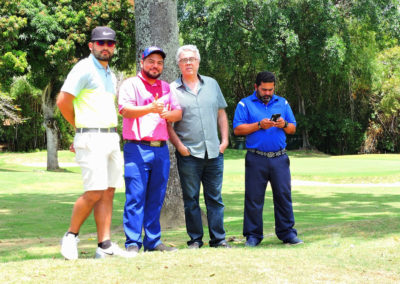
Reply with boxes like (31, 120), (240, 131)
(61, 54), (118, 128)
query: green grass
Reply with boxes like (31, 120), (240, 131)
(0, 149), (400, 283)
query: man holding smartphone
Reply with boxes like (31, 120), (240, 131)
(233, 71), (302, 247)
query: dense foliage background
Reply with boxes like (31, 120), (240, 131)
(1, 0), (399, 154)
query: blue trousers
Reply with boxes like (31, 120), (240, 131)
(176, 152), (226, 247)
(243, 151), (297, 242)
(123, 143), (170, 250)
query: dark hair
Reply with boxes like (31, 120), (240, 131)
(255, 71), (275, 86)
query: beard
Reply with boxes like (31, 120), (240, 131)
(142, 68), (161, 79)
(92, 49), (113, 62)
(256, 90), (272, 104)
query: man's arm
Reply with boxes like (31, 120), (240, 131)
(120, 100), (165, 118)
(217, 109), (229, 153)
(160, 109), (182, 123)
(56, 91), (75, 127)
(234, 118), (295, 136)
(276, 117), (296, 134)
(167, 123), (190, 156)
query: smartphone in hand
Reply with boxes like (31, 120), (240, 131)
(270, 113), (281, 122)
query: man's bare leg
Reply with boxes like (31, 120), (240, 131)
(68, 190), (104, 234)
(93, 187), (115, 242)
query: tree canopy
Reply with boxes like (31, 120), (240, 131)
(177, 0), (400, 154)
(1, 0), (399, 154)
(0, 0), (135, 159)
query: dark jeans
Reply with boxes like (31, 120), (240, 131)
(243, 151), (297, 242)
(176, 152), (226, 246)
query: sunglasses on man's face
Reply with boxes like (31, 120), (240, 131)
(95, 40), (116, 47)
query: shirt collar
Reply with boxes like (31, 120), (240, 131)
(138, 71), (161, 87)
(177, 74), (204, 90)
(89, 54), (111, 75)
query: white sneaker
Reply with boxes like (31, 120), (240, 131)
(95, 242), (136, 259)
(60, 232), (79, 260)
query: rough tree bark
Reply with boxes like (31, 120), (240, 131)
(135, 0), (186, 229)
(294, 76), (311, 149)
(42, 80), (60, 171)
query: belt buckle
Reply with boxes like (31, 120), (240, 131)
(150, 141), (161, 147)
(267, 152), (274, 158)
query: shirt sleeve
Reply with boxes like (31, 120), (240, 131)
(162, 81), (181, 110)
(284, 100), (297, 126)
(233, 100), (249, 129)
(118, 78), (137, 113)
(214, 80), (227, 109)
(169, 88), (181, 111)
(60, 61), (90, 96)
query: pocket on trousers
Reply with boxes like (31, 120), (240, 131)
(73, 134), (88, 150)
(124, 161), (142, 178)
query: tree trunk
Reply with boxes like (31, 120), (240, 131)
(294, 76), (311, 149)
(135, 0), (186, 229)
(42, 81), (60, 170)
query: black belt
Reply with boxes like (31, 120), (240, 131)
(125, 140), (166, 147)
(248, 148), (286, 158)
(76, 127), (117, 133)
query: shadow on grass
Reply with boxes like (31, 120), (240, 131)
(46, 168), (79, 174)
(0, 192), (126, 238)
(0, 167), (79, 174)
(222, 190), (400, 241)
(0, 191), (128, 263)
(0, 168), (32, 173)
(2, 189), (400, 262)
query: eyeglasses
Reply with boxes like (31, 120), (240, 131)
(96, 40), (116, 47)
(179, 57), (198, 64)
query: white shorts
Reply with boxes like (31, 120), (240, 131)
(74, 132), (123, 191)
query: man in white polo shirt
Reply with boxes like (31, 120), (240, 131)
(57, 26), (130, 259)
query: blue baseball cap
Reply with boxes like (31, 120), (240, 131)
(142, 46), (166, 59)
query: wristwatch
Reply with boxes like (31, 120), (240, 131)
(283, 120), (288, 128)
(258, 121), (262, 129)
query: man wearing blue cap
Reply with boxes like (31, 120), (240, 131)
(57, 26), (131, 259)
(118, 46), (182, 254)
(233, 71), (303, 247)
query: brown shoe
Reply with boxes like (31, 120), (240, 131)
(145, 243), (178, 252)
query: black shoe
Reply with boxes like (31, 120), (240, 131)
(145, 243), (178, 252)
(245, 237), (260, 247)
(188, 242), (202, 249)
(210, 240), (232, 248)
(283, 237), (304, 245)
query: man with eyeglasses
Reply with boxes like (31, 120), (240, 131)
(168, 45), (230, 249)
(118, 46), (182, 254)
(57, 26), (131, 259)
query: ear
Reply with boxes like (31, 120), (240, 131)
(140, 59), (144, 69)
(254, 84), (258, 91)
(88, 42), (93, 51)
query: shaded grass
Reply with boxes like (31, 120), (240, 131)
(0, 150), (400, 283)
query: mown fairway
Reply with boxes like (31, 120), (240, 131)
(0, 150), (399, 283)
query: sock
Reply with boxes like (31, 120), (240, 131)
(98, 239), (112, 249)
(67, 231), (79, 237)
